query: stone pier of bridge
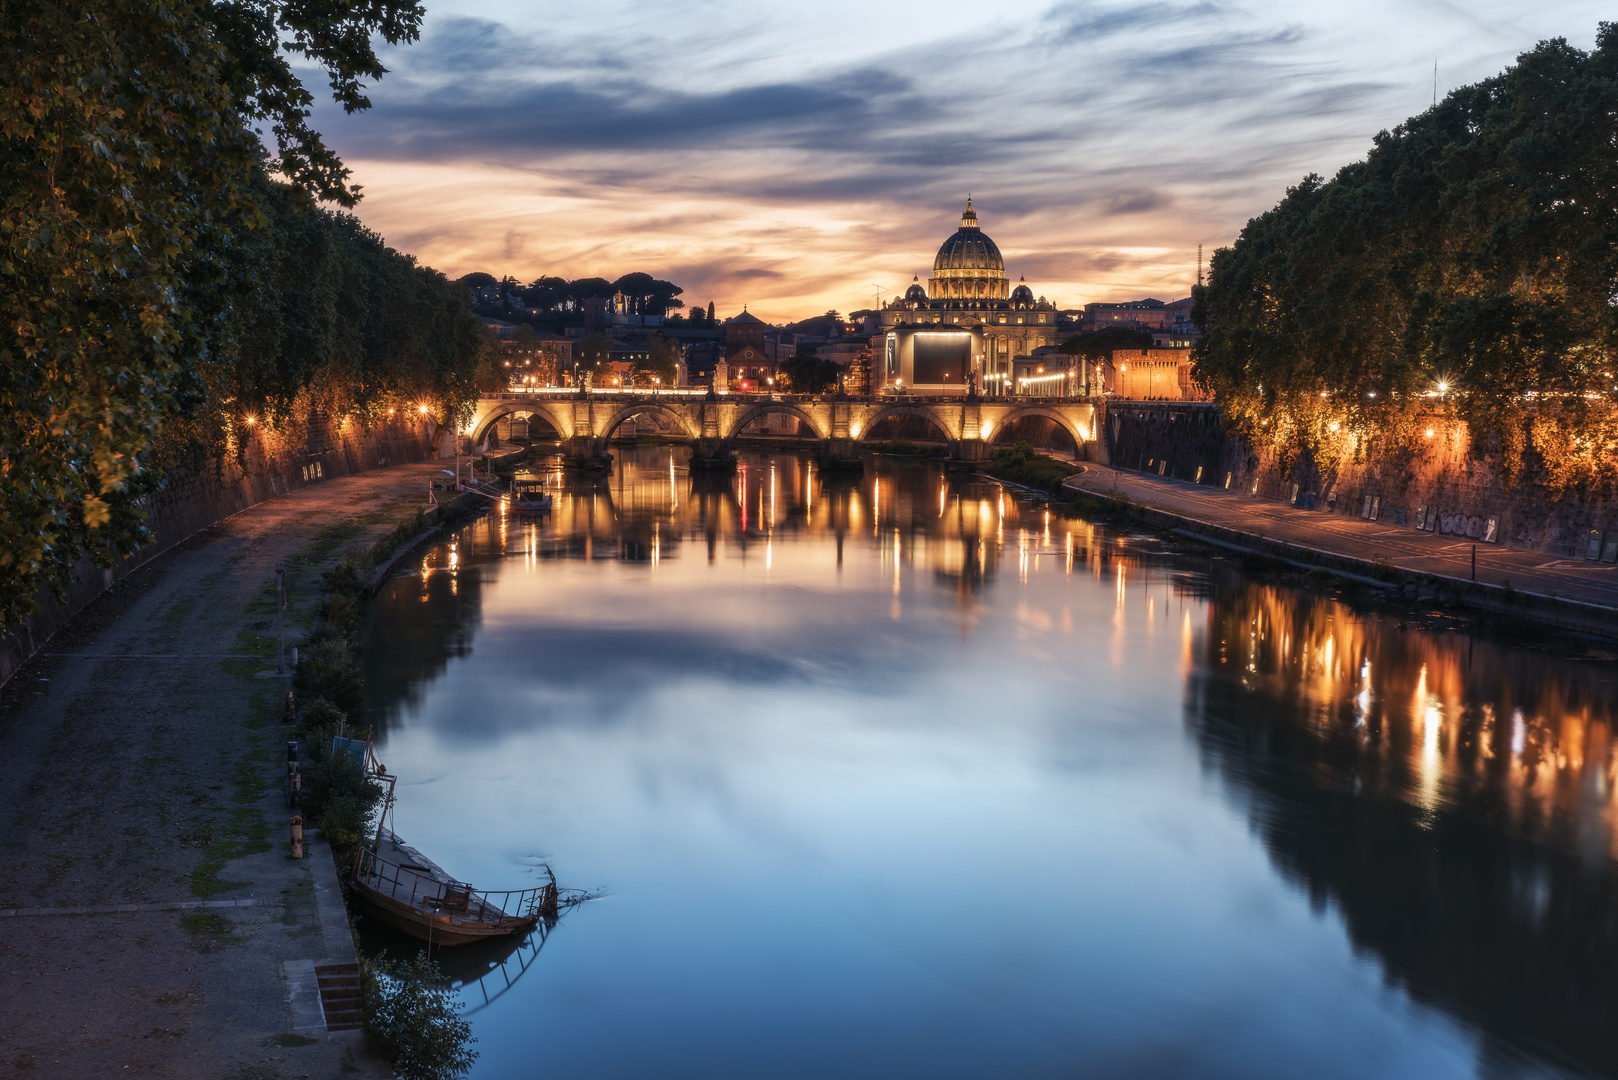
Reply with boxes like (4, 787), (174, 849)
(462, 391), (1103, 467)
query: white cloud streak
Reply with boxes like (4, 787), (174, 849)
(311, 0), (1613, 321)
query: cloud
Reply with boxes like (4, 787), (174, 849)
(309, 1), (1615, 320)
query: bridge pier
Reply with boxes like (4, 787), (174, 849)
(816, 437), (863, 471)
(950, 438), (992, 463)
(688, 437), (737, 471)
(565, 435), (613, 470)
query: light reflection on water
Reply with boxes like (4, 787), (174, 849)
(363, 445), (1618, 1080)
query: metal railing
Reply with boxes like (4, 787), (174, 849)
(353, 848), (558, 923)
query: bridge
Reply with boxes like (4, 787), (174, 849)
(461, 390), (1101, 467)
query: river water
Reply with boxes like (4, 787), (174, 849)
(362, 444), (1618, 1080)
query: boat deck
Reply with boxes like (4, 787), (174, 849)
(351, 828), (544, 944)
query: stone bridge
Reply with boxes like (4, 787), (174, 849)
(462, 391), (1102, 466)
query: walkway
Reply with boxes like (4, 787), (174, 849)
(1067, 464), (1618, 616)
(0, 463), (448, 1078)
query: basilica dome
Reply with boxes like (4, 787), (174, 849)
(934, 201), (1004, 273)
(929, 199), (1009, 301)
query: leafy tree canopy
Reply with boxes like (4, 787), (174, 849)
(0, 0), (497, 628)
(1195, 24), (1618, 489)
(1059, 327), (1153, 358)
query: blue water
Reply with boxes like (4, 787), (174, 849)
(363, 446), (1618, 1079)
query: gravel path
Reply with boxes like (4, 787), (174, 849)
(0, 460), (453, 1079)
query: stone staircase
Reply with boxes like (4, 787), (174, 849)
(315, 962), (364, 1031)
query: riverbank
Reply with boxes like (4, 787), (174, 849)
(1064, 462), (1618, 641)
(0, 460), (459, 1079)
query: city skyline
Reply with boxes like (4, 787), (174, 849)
(310, 2), (1610, 323)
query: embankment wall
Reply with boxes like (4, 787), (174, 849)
(0, 414), (437, 688)
(1103, 401), (1618, 561)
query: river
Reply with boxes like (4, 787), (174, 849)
(362, 444), (1618, 1079)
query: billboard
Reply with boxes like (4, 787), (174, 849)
(912, 333), (970, 385)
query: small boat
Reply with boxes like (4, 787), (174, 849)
(508, 477), (553, 513)
(345, 737), (557, 947)
(350, 828), (555, 947)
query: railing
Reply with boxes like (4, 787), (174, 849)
(353, 848), (558, 923)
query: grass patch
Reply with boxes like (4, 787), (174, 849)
(181, 910), (231, 940)
(868, 440), (949, 457)
(191, 804), (272, 897)
(985, 443), (1083, 495)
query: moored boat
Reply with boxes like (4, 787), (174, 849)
(508, 475), (553, 513)
(349, 828), (555, 947)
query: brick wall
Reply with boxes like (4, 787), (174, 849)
(1105, 402), (1618, 559)
(0, 414), (436, 688)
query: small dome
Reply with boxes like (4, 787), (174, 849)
(904, 277), (927, 303)
(1011, 278), (1034, 305)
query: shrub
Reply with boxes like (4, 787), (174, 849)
(301, 749), (383, 855)
(296, 697), (346, 743)
(365, 954), (478, 1080)
(293, 639), (364, 722)
(987, 443), (1082, 495)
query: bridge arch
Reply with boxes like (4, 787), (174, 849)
(598, 401), (701, 441)
(725, 402), (828, 441)
(982, 406), (1090, 451)
(472, 400), (571, 445)
(853, 404), (957, 443)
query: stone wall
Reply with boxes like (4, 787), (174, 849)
(1105, 402), (1618, 561)
(0, 414), (436, 688)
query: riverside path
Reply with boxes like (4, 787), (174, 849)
(0, 462), (455, 1079)
(1066, 463), (1618, 633)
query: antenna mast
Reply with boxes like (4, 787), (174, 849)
(1196, 244), (1203, 289)
(871, 283), (889, 310)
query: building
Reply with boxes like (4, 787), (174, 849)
(1082, 299), (1169, 331)
(878, 200), (1060, 394)
(1104, 348), (1208, 400)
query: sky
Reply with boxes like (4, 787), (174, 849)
(308, 1), (1613, 324)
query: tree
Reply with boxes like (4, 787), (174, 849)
(707, 301), (716, 323)
(778, 355), (841, 394)
(364, 954), (477, 1080)
(577, 333), (612, 385)
(688, 303), (708, 325)
(1059, 327), (1153, 360)
(0, 0), (430, 628)
(634, 336), (680, 387)
(1195, 24), (1618, 490)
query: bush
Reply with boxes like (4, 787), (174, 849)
(296, 697), (346, 743)
(293, 639), (364, 722)
(365, 954), (478, 1080)
(987, 443), (1082, 495)
(301, 749), (383, 855)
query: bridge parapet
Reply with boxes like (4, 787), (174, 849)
(465, 391), (1102, 463)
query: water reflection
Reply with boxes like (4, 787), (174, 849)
(1189, 573), (1618, 1074)
(362, 445), (1618, 1079)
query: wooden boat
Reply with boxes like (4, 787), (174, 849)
(345, 737), (557, 947)
(349, 827), (555, 947)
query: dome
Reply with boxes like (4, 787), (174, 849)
(904, 276), (927, 303)
(933, 199), (1004, 274)
(1010, 277), (1034, 305)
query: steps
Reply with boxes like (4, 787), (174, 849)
(315, 962), (364, 1031)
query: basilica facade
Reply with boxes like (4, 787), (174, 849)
(877, 200), (1060, 394)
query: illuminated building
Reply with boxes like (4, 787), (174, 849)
(878, 200), (1060, 395)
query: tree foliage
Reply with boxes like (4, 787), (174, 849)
(364, 953), (477, 1080)
(1195, 25), (1618, 489)
(778, 354), (841, 394)
(1059, 327), (1154, 359)
(0, 0), (496, 628)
